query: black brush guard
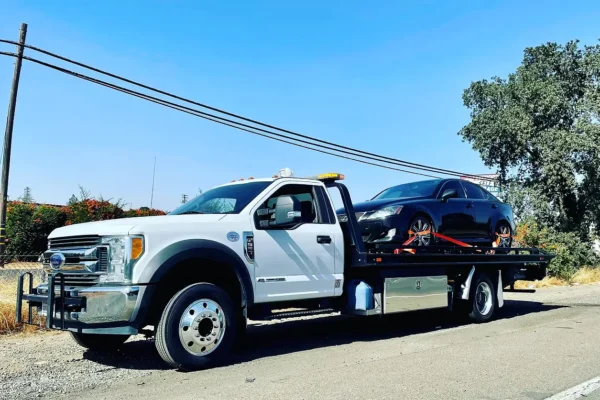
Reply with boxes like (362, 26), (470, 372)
(16, 272), (85, 329)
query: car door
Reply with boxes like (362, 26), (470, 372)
(460, 181), (491, 238)
(436, 180), (476, 237)
(251, 182), (339, 303)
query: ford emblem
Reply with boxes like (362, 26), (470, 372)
(49, 253), (66, 270)
(227, 232), (240, 242)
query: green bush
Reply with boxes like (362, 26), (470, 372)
(515, 218), (599, 279)
(6, 202), (67, 255)
(5, 192), (166, 255)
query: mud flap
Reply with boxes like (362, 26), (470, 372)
(460, 266), (476, 300)
(497, 270), (504, 308)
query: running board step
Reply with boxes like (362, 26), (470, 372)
(253, 308), (338, 321)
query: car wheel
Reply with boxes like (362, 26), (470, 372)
(408, 216), (433, 246)
(468, 273), (496, 323)
(156, 283), (236, 370)
(493, 222), (512, 252)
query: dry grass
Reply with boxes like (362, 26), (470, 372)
(0, 277), (45, 336)
(514, 267), (600, 289)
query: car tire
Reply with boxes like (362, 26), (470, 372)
(493, 222), (512, 253)
(156, 283), (236, 370)
(467, 272), (496, 323)
(70, 332), (130, 350)
(408, 215), (434, 246)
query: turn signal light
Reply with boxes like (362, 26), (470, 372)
(131, 237), (144, 260)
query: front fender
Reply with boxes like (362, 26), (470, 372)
(137, 239), (254, 306)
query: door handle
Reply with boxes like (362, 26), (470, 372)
(317, 235), (332, 244)
(491, 204), (498, 209)
(466, 203), (474, 209)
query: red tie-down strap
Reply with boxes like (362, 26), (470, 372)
(394, 230), (485, 254)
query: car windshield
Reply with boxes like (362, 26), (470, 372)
(169, 181), (271, 215)
(373, 180), (441, 200)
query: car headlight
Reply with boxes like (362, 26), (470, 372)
(359, 205), (403, 221)
(99, 236), (144, 284)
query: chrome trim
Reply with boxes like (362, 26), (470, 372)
(37, 283), (143, 325)
(42, 247), (107, 273)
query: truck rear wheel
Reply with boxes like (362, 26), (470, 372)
(156, 283), (236, 370)
(70, 332), (130, 350)
(468, 273), (496, 323)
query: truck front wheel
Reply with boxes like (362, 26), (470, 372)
(70, 332), (130, 350)
(156, 283), (236, 370)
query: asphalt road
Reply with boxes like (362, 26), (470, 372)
(3, 284), (600, 400)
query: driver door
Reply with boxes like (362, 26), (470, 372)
(251, 182), (339, 303)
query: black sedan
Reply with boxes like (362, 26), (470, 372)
(337, 179), (515, 247)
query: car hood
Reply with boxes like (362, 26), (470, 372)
(49, 214), (227, 238)
(337, 196), (431, 214)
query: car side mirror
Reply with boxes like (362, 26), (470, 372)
(441, 189), (458, 202)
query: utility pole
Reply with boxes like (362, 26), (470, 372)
(0, 23), (27, 258)
(181, 194), (188, 204)
(150, 156), (156, 209)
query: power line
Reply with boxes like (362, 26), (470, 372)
(12, 52), (444, 178)
(0, 39), (495, 181)
(0, 51), (445, 179)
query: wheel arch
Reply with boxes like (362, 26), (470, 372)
(139, 239), (253, 326)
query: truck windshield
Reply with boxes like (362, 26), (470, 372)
(169, 181), (271, 215)
(373, 179), (441, 200)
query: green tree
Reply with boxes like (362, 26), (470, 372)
(460, 40), (600, 238)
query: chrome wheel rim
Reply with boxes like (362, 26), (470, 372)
(475, 282), (493, 315)
(410, 218), (431, 246)
(496, 225), (511, 247)
(179, 299), (226, 356)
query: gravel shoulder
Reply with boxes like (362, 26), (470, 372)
(1, 284), (599, 400)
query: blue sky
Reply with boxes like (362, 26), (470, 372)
(1, 1), (599, 210)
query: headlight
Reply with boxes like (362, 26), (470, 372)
(359, 205), (403, 221)
(99, 236), (144, 284)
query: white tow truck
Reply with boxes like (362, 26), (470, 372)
(17, 171), (553, 369)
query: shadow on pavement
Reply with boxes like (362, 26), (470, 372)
(82, 299), (563, 371)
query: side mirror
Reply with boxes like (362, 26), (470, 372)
(257, 196), (302, 228)
(441, 189), (458, 202)
(274, 196), (301, 226)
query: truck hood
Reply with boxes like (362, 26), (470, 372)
(49, 214), (226, 238)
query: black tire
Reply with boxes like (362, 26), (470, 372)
(467, 272), (496, 323)
(156, 283), (236, 370)
(408, 215), (434, 246)
(70, 332), (130, 350)
(492, 221), (512, 253)
(233, 312), (248, 350)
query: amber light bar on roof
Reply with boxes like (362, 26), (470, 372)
(315, 172), (345, 181)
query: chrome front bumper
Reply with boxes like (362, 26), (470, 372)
(24, 281), (148, 335)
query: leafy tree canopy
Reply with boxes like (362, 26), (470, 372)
(460, 40), (600, 237)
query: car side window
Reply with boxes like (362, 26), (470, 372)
(255, 184), (322, 229)
(462, 182), (485, 200)
(438, 181), (465, 199)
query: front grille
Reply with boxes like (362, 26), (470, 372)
(49, 273), (100, 287)
(98, 247), (108, 272)
(49, 235), (101, 249)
